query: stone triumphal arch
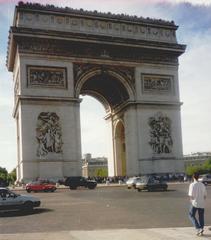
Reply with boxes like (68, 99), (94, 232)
(7, 3), (186, 182)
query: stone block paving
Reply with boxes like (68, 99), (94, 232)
(0, 227), (211, 240)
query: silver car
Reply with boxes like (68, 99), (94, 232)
(198, 174), (211, 185)
(0, 187), (41, 212)
(136, 176), (168, 192)
(126, 177), (141, 189)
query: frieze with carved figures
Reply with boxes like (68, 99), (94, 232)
(142, 74), (174, 94)
(15, 37), (179, 66)
(27, 65), (67, 88)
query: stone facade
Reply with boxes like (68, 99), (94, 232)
(7, 3), (185, 182)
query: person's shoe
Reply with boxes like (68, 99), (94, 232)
(198, 229), (204, 236)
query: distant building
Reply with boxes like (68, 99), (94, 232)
(184, 152), (211, 168)
(82, 153), (108, 178)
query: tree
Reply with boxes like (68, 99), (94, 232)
(0, 167), (8, 187)
(0, 167), (17, 186)
(185, 165), (202, 177)
(202, 159), (211, 173)
(0, 167), (8, 181)
(8, 168), (17, 185)
(185, 158), (211, 176)
(95, 168), (108, 177)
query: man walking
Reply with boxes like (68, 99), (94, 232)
(188, 172), (207, 236)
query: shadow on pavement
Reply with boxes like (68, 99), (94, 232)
(0, 208), (53, 218)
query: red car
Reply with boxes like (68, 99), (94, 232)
(25, 181), (57, 193)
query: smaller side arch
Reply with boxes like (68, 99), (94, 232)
(114, 119), (126, 176)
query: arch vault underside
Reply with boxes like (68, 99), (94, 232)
(7, 2), (186, 182)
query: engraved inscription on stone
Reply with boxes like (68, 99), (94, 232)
(148, 112), (173, 154)
(20, 12), (177, 43)
(142, 74), (173, 94)
(27, 66), (67, 88)
(36, 112), (63, 157)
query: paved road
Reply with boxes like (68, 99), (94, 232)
(0, 183), (211, 235)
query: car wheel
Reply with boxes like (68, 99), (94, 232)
(51, 188), (56, 192)
(26, 189), (31, 193)
(137, 188), (141, 192)
(88, 185), (95, 189)
(22, 201), (33, 212)
(148, 188), (152, 192)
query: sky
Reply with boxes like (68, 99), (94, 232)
(0, 0), (211, 172)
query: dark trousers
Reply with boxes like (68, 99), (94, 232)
(189, 205), (205, 229)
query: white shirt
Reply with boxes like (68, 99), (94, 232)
(188, 180), (207, 208)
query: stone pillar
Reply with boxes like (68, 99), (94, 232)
(133, 64), (184, 175)
(124, 106), (139, 176)
(13, 56), (82, 182)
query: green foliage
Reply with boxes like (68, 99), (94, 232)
(8, 168), (17, 184)
(0, 167), (17, 185)
(203, 159), (211, 172)
(186, 165), (202, 176)
(0, 167), (8, 181)
(185, 158), (211, 176)
(94, 168), (108, 177)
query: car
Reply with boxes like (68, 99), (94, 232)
(136, 176), (168, 192)
(198, 174), (211, 185)
(0, 187), (41, 212)
(59, 176), (97, 190)
(126, 177), (141, 189)
(25, 181), (57, 193)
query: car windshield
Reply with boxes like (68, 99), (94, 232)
(6, 190), (19, 198)
(127, 177), (140, 183)
(137, 176), (148, 183)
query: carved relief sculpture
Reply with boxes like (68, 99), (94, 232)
(27, 66), (67, 88)
(142, 74), (173, 94)
(36, 112), (63, 157)
(73, 63), (135, 86)
(148, 112), (173, 154)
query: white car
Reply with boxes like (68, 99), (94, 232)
(0, 187), (41, 212)
(126, 177), (141, 189)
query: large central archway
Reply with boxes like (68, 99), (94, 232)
(76, 65), (134, 176)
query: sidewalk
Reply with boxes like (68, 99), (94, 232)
(0, 227), (211, 240)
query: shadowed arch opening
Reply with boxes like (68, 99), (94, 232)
(80, 71), (130, 111)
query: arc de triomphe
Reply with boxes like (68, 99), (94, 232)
(7, 3), (186, 182)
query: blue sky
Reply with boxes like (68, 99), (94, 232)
(0, 0), (211, 171)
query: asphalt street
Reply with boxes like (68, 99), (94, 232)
(0, 183), (211, 235)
